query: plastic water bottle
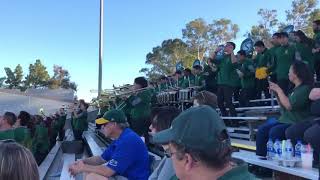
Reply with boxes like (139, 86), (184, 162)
(295, 140), (303, 159)
(274, 139), (282, 159)
(266, 139), (274, 160)
(285, 139), (294, 159)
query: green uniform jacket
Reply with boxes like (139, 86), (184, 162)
(313, 32), (320, 62)
(278, 84), (312, 124)
(216, 55), (240, 87)
(14, 126), (32, 149)
(274, 45), (296, 80)
(32, 124), (49, 154)
(0, 129), (15, 140)
(267, 45), (280, 74)
(72, 111), (88, 132)
(194, 73), (205, 87)
(254, 49), (271, 68)
(203, 64), (217, 91)
(240, 59), (255, 89)
(295, 42), (314, 72)
(181, 75), (195, 88)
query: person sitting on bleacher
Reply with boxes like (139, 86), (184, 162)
(15, 111), (32, 149)
(0, 141), (39, 180)
(256, 60), (313, 157)
(69, 109), (150, 180)
(0, 112), (16, 140)
(148, 106), (180, 180)
(152, 105), (256, 180)
(295, 88), (320, 168)
(192, 90), (218, 109)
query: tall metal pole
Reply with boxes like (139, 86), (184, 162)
(98, 0), (104, 99)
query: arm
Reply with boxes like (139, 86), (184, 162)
(82, 156), (107, 166)
(269, 82), (291, 110)
(81, 164), (115, 177)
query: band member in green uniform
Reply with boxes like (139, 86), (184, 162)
(0, 112), (16, 140)
(181, 68), (195, 88)
(254, 40), (271, 99)
(268, 32), (282, 82)
(211, 42), (238, 117)
(124, 77), (152, 136)
(312, 20), (320, 81)
(32, 115), (49, 164)
(193, 64), (205, 88)
(293, 30), (314, 72)
(274, 32), (296, 95)
(15, 111), (32, 149)
(203, 58), (218, 94)
(237, 50), (255, 107)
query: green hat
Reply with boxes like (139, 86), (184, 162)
(96, 109), (127, 125)
(152, 105), (228, 151)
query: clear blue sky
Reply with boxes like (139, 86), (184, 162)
(0, 0), (317, 101)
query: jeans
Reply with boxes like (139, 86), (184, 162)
(256, 119), (291, 156)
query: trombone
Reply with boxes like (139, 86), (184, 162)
(114, 87), (153, 110)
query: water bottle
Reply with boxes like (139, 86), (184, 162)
(295, 140), (303, 159)
(285, 139), (294, 160)
(266, 139), (274, 160)
(274, 139), (282, 159)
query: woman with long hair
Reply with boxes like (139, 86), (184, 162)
(256, 60), (314, 157)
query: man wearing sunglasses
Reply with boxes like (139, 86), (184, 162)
(153, 106), (256, 180)
(69, 109), (150, 180)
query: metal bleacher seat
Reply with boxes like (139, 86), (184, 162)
(232, 150), (319, 180)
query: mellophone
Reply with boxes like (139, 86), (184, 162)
(156, 87), (199, 104)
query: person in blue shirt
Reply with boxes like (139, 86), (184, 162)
(68, 109), (150, 180)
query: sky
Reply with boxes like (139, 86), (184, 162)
(0, 0), (317, 101)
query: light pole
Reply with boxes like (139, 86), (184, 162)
(98, 0), (104, 99)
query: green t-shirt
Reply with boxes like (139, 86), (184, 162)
(0, 128), (15, 140)
(181, 75), (195, 88)
(274, 45), (296, 80)
(14, 126), (31, 148)
(267, 45), (280, 74)
(218, 163), (257, 180)
(216, 55), (239, 87)
(278, 84), (312, 124)
(294, 42), (314, 72)
(240, 59), (255, 89)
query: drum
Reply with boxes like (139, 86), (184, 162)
(179, 89), (191, 102)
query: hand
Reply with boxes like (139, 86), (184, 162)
(69, 160), (85, 176)
(215, 46), (223, 53)
(236, 69), (244, 78)
(309, 88), (320, 101)
(269, 81), (282, 93)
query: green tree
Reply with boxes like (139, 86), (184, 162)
(208, 18), (239, 51)
(285, 0), (318, 36)
(25, 59), (50, 88)
(248, 9), (279, 47)
(0, 77), (5, 87)
(4, 67), (15, 89)
(48, 65), (77, 91)
(13, 64), (23, 88)
(140, 38), (194, 80)
(182, 18), (210, 60)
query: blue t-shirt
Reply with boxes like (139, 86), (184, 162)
(101, 128), (150, 180)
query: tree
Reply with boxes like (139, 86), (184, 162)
(248, 9), (279, 47)
(285, 0), (318, 36)
(4, 67), (15, 89)
(0, 77), (5, 88)
(140, 38), (194, 81)
(182, 18), (210, 60)
(25, 59), (50, 88)
(13, 64), (23, 88)
(209, 18), (239, 51)
(182, 18), (239, 60)
(48, 65), (77, 91)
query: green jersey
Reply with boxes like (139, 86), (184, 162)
(274, 45), (296, 80)
(239, 59), (255, 88)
